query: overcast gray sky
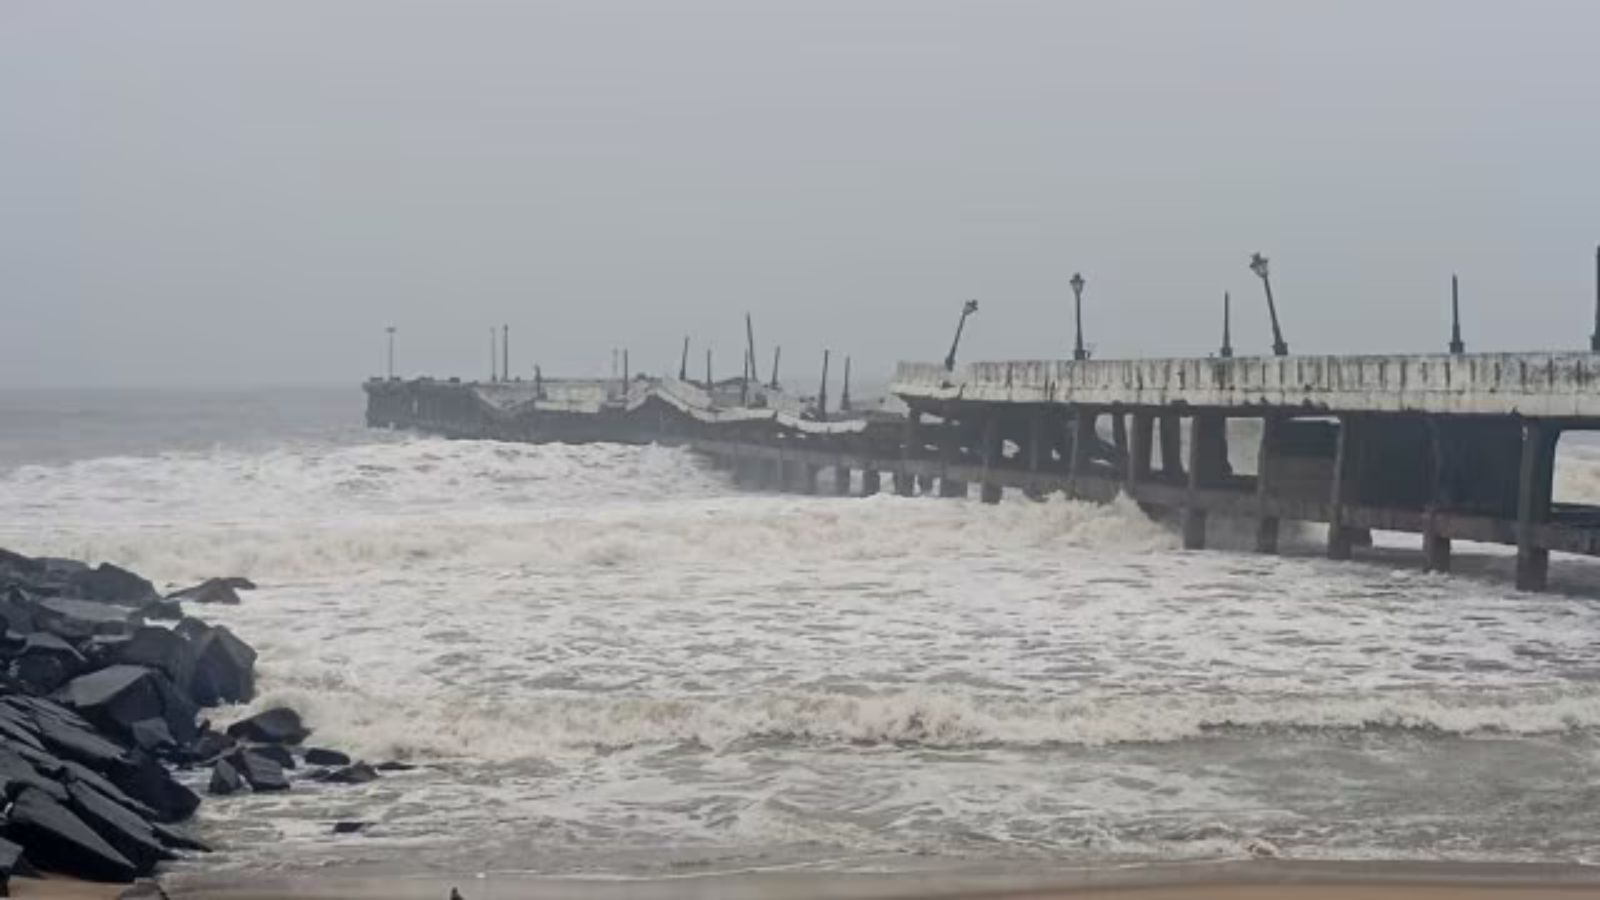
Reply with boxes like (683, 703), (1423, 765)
(3, 1), (1598, 388)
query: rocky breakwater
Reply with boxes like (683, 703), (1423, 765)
(0, 549), (381, 892)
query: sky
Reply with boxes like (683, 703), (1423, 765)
(3, 0), (1599, 388)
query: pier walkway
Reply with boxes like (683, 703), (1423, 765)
(365, 350), (1600, 592)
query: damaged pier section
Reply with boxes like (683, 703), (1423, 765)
(366, 350), (1600, 592)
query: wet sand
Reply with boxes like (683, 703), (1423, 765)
(156, 860), (1600, 899)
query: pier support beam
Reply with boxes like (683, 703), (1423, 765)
(863, 468), (881, 496)
(1129, 412), (1153, 492)
(833, 464), (851, 496)
(1327, 416), (1363, 560)
(1158, 414), (1184, 482)
(1255, 415), (1281, 554)
(802, 464), (820, 495)
(1068, 407), (1096, 498)
(1111, 412), (1128, 478)
(898, 412), (922, 496)
(1024, 409), (1046, 500)
(939, 417), (967, 498)
(1516, 420), (1559, 591)
(1182, 414), (1226, 550)
(1422, 418), (1450, 572)
(979, 416), (1003, 504)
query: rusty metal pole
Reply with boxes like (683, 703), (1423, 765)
(1592, 245), (1600, 351)
(386, 326), (396, 379)
(817, 350), (830, 419)
(770, 346), (781, 389)
(1219, 293), (1233, 358)
(1250, 253), (1289, 357)
(622, 349), (629, 398)
(490, 328), (498, 382)
(705, 348), (712, 391)
(1449, 275), (1465, 355)
(840, 355), (852, 412)
(502, 325), (510, 380)
(944, 299), (979, 372)
(679, 336), (690, 381)
(1071, 273), (1087, 361)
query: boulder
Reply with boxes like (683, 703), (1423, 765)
(58, 665), (196, 747)
(14, 632), (86, 694)
(189, 624), (256, 706)
(65, 780), (174, 873)
(107, 752), (199, 824)
(316, 762), (379, 785)
(60, 761), (159, 822)
(135, 598), (183, 622)
(0, 835), (38, 878)
(167, 578), (252, 605)
(227, 749), (289, 792)
(0, 707), (46, 753)
(173, 728), (233, 766)
(128, 718), (175, 754)
(225, 707), (308, 745)
(32, 707), (130, 770)
(67, 563), (158, 608)
(331, 821), (368, 834)
(0, 745), (69, 802)
(245, 743), (295, 770)
(375, 760), (417, 772)
(0, 587), (38, 634)
(207, 758), (243, 796)
(35, 597), (132, 640)
(303, 747), (350, 767)
(4, 786), (137, 882)
(115, 626), (194, 691)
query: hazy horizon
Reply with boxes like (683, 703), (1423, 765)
(5, 0), (1599, 389)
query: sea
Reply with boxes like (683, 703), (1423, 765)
(5, 386), (1600, 881)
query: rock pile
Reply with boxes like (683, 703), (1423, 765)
(0, 548), (379, 889)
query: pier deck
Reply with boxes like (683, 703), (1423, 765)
(365, 350), (1600, 592)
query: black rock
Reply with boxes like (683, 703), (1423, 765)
(135, 598), (183, 622)
(316, 761), (379, 785)
(0, 835), (38, 878)
(207, 758), (243, 796)
(60, 760), (160, 822)
(331, 821), (368, 834)
(174, 727), (234, 766)
(190, 624), (256, 705)
(303, 747), (350, 767)
(4, 785), (138, 882)
(0, 708), (46, 753)
(0, 588), (38, 636)
(58, 665), (196, 747)
(227, 749), (289, 792)
(14, 632), (86, 694)
(128, 718), (175, 754)
(115, 627), (195, 696)
(32, 706), (130, 770)
(108, 751), (199, 824)
(374, 760), (418, 772)
(225, 707), (308, 745)
(65, 780), (174, 873)
(245, 742), (295, 770)
(0, 745), (69, 802)
(35, 597), (133, 640)
(167, 578), (252, 605)
(68, 563), (158, 608)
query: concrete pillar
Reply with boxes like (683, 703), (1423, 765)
(833, 464), (851, 496)
(1327, 416), (1361, 560)
(1255, 415), (1281, 554)
(1423, 419), (1450, 572)
(1024, 409), (1046, 500)
(1129, 412), (1153, 491)
(1068, 407), (1096, 498)
(1158, 414), (1184, 482)
(1111, 412), (1129, 478)
(862, 468), (881, 496)
(1424, 526), (1452, 572)
(979, 416), (1003, 504)
(899, 411), (922, 496)
(893, 469), (915, 496)
(802, 464), (820, 495)
(1515, 420), (1559, 591)
(939, 415), (967, 498)
(1183, 414), (1226, 550)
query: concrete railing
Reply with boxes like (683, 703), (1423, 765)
(893, 352), (1600, 417)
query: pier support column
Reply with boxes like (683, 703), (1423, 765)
(1182, 414), (1226, 550)
(899, 412), (922, 496)
(1128, 412), (1153, 493)
(1422, 418), (1450, 572)
(833, 464), (851, 496)
(1255, 415), (1281, 554)
(979, 416), (1003, 504)
(939, 416), (967, 498)
(1158, 414), (1184, 483)
(802, 464), (820, 495)
(1024, 409), (1046, 500)
(1068, 407), (1096, 498)
(1327, 416), (1363, 560)
(894, 470), (914, 496)
(1111, 411), (1129, 478)
(863, 468), (881, 496)
(1516, 420), (1559, 591)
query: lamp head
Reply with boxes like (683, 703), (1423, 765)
(1249, 253), (1270, 280)
(1069, 272), (1085, 296)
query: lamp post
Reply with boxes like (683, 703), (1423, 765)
(1219, 293), (1233, 358)
(385, 326), (396, 379)
(1449, 274), (1465, 355)
(1070, 272), (1088, 361)
(944, 299), (979, 372)
(1592, 245), (1600, 352)
(1249, 252), (1289, 357)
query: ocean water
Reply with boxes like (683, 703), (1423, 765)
(5, 389), (1600, 879)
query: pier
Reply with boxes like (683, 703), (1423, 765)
(365, 349), (1600, 592)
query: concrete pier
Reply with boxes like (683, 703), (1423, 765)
(365, 348), (1600, 592)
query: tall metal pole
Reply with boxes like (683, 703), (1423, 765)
(745, 314), (758, 401)
(1250, 253), (1289, 357)
(1449, 274), (1465, 355)
(502, 324), (509, 380)
(490, 327), (498, 382)
(817, 349), (830, 420)
(679, 336), (690, 381)
(770, 346), (782, 389)
(840, 355), (852, 412)
(1070, 273), (1087, 361)
(944, 299), (979, 371)
(622, 349), (629, 397)
(534, 364), (543, 398)
(1219, 293), (1233, 358)
(705, 348), (712, 390)
(386, 326), (396, 378)
(1592, 245), (1600, 352)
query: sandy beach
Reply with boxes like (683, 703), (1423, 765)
(151, 860), (1600, 899)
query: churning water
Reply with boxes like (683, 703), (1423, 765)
(6, 389), (1600, 878)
